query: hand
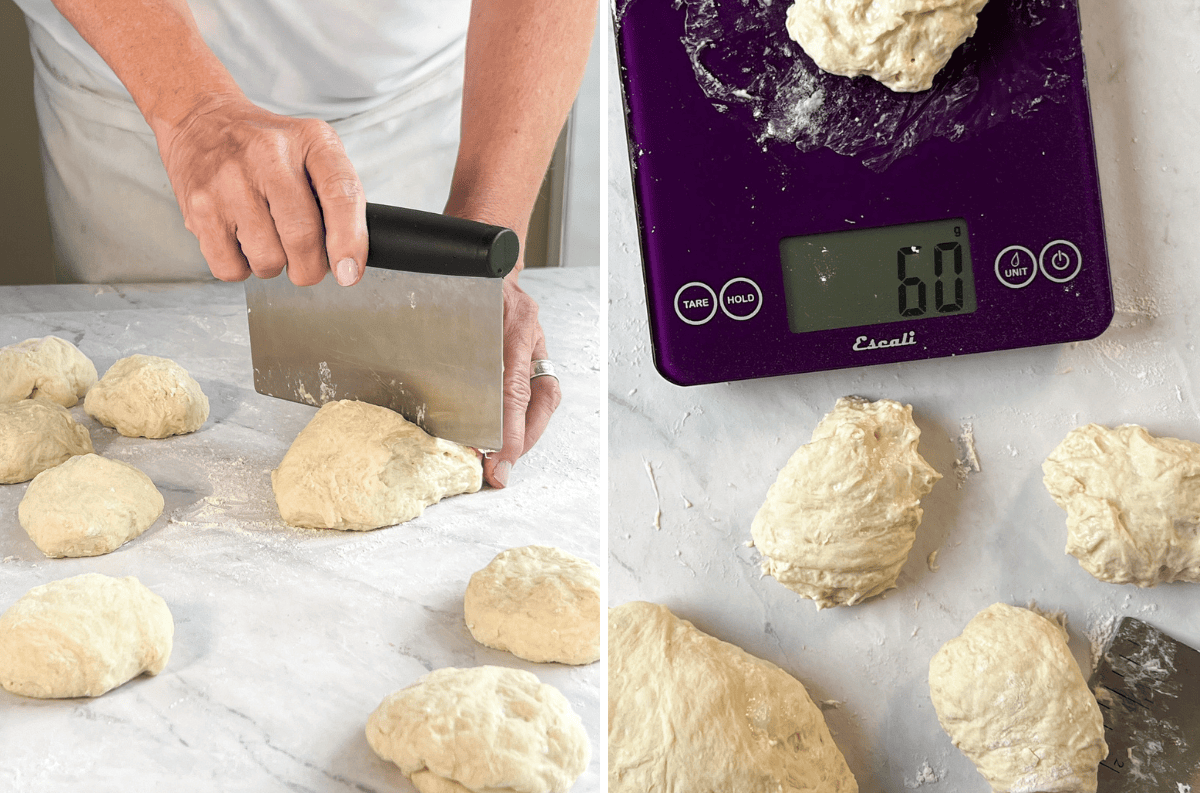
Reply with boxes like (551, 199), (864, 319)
(484, 276), (562, 488)
(154, 94), (368, 286)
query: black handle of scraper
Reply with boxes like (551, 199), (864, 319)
(364, 203), (518, 278)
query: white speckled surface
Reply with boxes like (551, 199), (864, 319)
(0, 268), (601, 792)
(609, 3), (1199, 791)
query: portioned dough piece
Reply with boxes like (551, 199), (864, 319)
(0, 573), (173, 698)
(1043, 423), (1200, 586)
(365, 665), (589, 793)
(464, 545), (601, 665)
(929, 603), (1107, 793)
(272, 400), (482, 531)
(19, 453), (164, 558)
(609, 601), (858, 793)
(0, 335), (97, 407)
(786, 0), (989, 92)
(84, 354), (209, 438)
(0, 399), (93, 484)
(751, 396), (941, 608)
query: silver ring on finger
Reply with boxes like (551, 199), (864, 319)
(530, 359), (558, 382)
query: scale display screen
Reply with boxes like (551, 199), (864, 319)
(780, 219), (978, 334)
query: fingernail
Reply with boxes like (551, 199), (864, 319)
(493, 460), (512, 488)
(335, 257), (358, 286)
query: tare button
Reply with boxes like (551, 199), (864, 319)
(674, 281), (718, 325)
(719, 277), (763, 321)
(1039, 240), (1082, 283)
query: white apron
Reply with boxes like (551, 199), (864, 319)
(16, 0), (471, 283)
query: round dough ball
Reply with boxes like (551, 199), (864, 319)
(1043, 423), (1200, 586)
(0, 573), (174, 698)
(751, 396), (941, 608)
(929, 603), (1107, 793)
(464, 545), (601, 665)
(272, 400), (482, 531)
(0, 399), (94, 484)
(0, 335), (97, 407)
(365, 666), (589, 793)
(84, 354), (209, 438)
(609, 601), (858, 793)
(18, 453), (164, 558)
(786, 0), (989, 93)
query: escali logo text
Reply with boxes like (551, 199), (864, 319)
(853, 331), (916, 352)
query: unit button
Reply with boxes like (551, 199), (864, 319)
(994, 246), (1038, 289)
(674, 281), (718, 325)
(1039, 240), (1082, 283)
(719, 277), (763, 320)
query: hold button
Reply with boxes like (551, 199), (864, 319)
(720, 277), (763, 320)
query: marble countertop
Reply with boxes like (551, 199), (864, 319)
(609, 3), (1200, 792)
(0, 268), (602, 792)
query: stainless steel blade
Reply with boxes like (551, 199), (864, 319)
(245, 268), (504, 450)
(1091, 616), (1200, 791)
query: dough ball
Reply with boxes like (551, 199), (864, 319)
(18, 453), (164, 558)
(1043, 423), (1200, 587)
(786, 0), (989, 93)
(272, 399), (482, 531)
(0, 573), (173, 699)
(751, 396), (941, 608)
(609, 601), (858, 793)
(365, 665), (589, 793)
(464, 545), (601, 665)
(84, 354), (209, 438)
(929, 603), (1107, 793)
(0, 399), (94, 484)
(0, 335), (97, 407)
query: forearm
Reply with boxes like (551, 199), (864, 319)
(446, 0), (598, 274)
(49, 0), (243, 136)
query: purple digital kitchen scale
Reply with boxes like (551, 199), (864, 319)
(615, 0), (1113, 385)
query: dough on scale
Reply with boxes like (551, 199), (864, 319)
(0, 573), (174, 699)
(928, 603), (1107, 793)
(0, 335), (97, 407)
(365, 665), (589, 793)
(464, 545), (601, 665)
(85, 354), (209, 438)
(751, 396), (941, 608)
(0, 399), (94, 484)
(1043, 423), (1200, 586)
(786, 0), (990, 93)
(19, 453), (164, 558)
(608, 601), (858, 793)
(272, 399), (481, 530)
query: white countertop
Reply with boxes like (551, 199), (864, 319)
(0, 268), (602, 792)
(608, 3), (1200, 791)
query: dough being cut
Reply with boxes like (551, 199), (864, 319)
(786, 0), (989, 92)
(1043, 423), (1200, 587)
(19, 453), (164, 558)
(365, 665), (589, 793)
(272, 399), (481, 531)
(751, 396), (941, 608)
(464, 545), (601, 665)
(0, 399), (94, 484)
(84, 354), (209, 438)
(609, 601), (858, 793)
(929, 603), (1107, 793)
(0, 335), (97, 407)
(0, 573), (174, 698)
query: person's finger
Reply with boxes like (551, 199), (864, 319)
(484, 293), (537, 489)
(261, 127), (328, 287)
(231, 193), (287, 279)
(184, 192), (252, 282)
(305, 125), (368, 287)
(522, 329), (560, 455)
